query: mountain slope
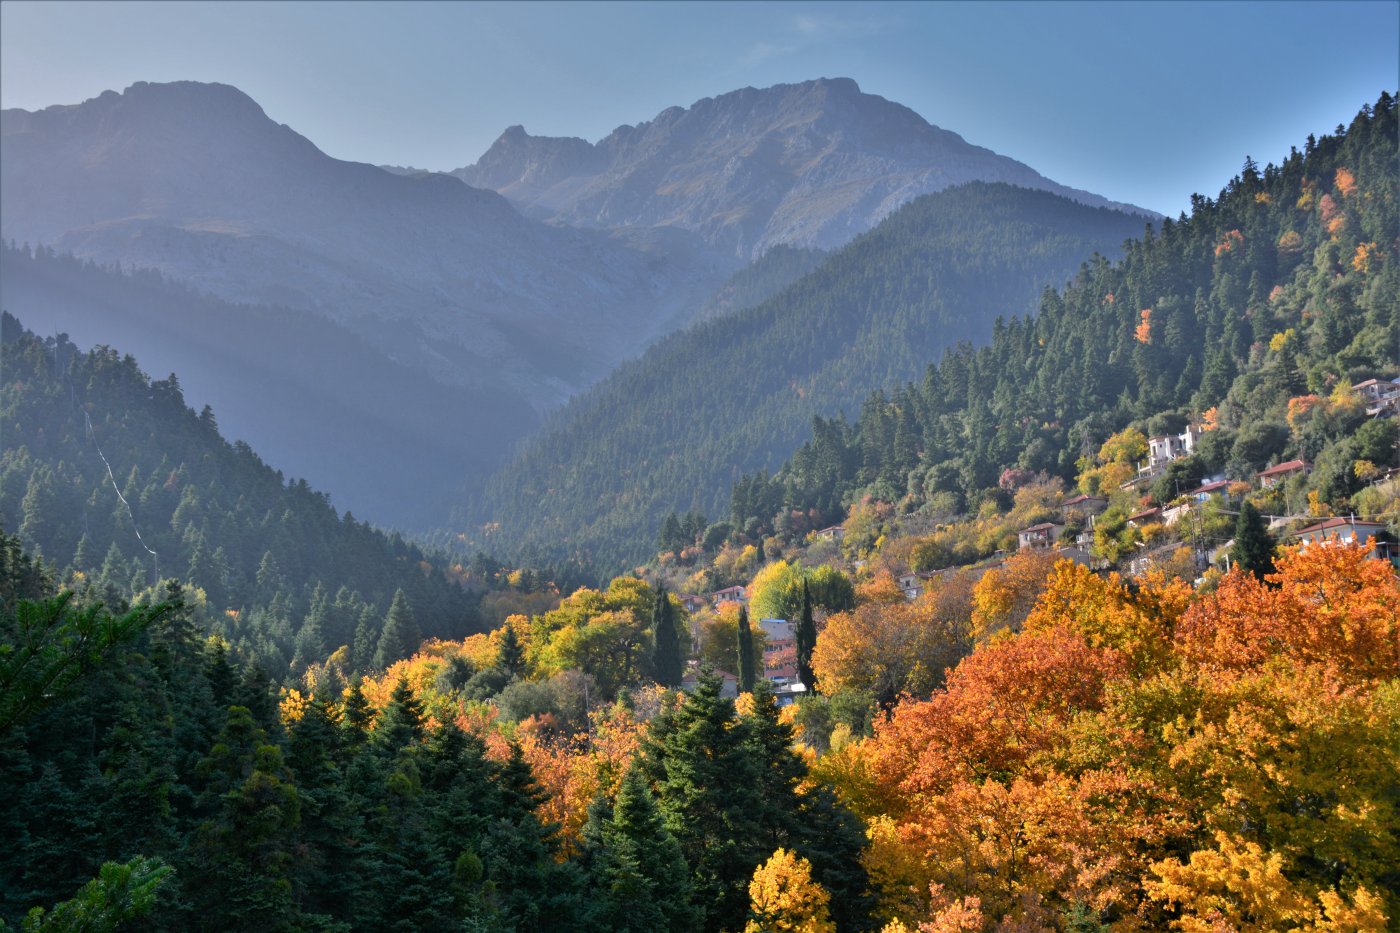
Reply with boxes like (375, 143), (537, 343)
(729, 92), (1399, 545)
(0, 244), (529, 527)
(458, 77), (1155, 259)
(472, 182), (1149, 568)
(0, 312), (483, 676)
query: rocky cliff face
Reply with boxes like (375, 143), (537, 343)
(456, 77), (1154, 259)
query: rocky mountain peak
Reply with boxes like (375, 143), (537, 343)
(453, 77), (1153, 258)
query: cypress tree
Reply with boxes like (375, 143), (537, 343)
(1231, 500), (1276, 580)
(651, 586), (684, 688)
(796, 580), (817, 693)
(736, 605), (756, 694)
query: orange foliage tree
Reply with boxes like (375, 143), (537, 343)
(848, 543), (1398, 930)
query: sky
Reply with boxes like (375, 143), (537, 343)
(2, 0), (1396, 216)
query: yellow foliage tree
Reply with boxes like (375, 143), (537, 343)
(1148, 832), (1388, 932)
(968, 549), (1059, 641)
(744, 848), (836, 933)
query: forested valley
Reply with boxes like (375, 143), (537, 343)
(1, 92), (1397, 933)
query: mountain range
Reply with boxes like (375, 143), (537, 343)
(3, 77), (1149, 534)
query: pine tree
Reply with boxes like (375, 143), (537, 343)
(1231, 500), (1276, 580)
(796, 581), (817, 693)
(374, 589), (420, 670)
(651, 586), (685, 688)
(737, 606), (756, 694)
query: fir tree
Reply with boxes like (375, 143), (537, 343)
(1231, 500), (1276, 580)
(641, 670), (763, 932)
(374, 589), (420, 670)
(496, 623), (525, 678)
(582, 764), (698, 932)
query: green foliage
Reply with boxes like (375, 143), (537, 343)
(18, 856), (173, 933)
(0, 590), (165, 736)
(1232, 501), (1277, 580)
(580, 765), (698, 932)
(796, 582), (817, 693)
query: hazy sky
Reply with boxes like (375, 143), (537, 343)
(3, 0), (1396, 215)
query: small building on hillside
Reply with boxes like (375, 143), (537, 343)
(1187, 479), (1231, 503)
(678, 593), (708, 614)
(762, 639), (797, 684)
(758, 618), (792, 642)
(896, 570), (935, 600)
(1062, 494), (1109, 518)
(1017, 522), (1063, 551)
(681, 668), (739, 698)
(774, 682), (807, 706)
(709, 585), (747, 606)
(1291, 516), (1399, 566)
(1127, 506), (1162, 529)
(813, 525), (846, 542)
(1257, 459), (1310, 489)
(1145, 424), (1205, 472)
(1353, 377), (1400, 417)
(1162, 503), (1192, 527)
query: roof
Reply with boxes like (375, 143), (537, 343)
(1020, 522), (1061, 533)
(710, 586), (745, 596)
(1353, 378), (1383, 389)
(1063, 494), (1107, 506)
(1189, 480), (1230, 495)
(1257, 459), (1309, 478)
(1128, 507), (1162, 523)
(1293, 516), (1387, 537)
(814, 524), (844, 534)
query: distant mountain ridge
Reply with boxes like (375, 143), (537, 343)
(456, 77), (1156, 259)
(0, 80), (730, 410)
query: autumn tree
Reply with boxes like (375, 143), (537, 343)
(744, 848), (835, 933)
(811, 573), (972, 709)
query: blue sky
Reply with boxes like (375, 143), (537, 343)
(2, 0), (1396, 215)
